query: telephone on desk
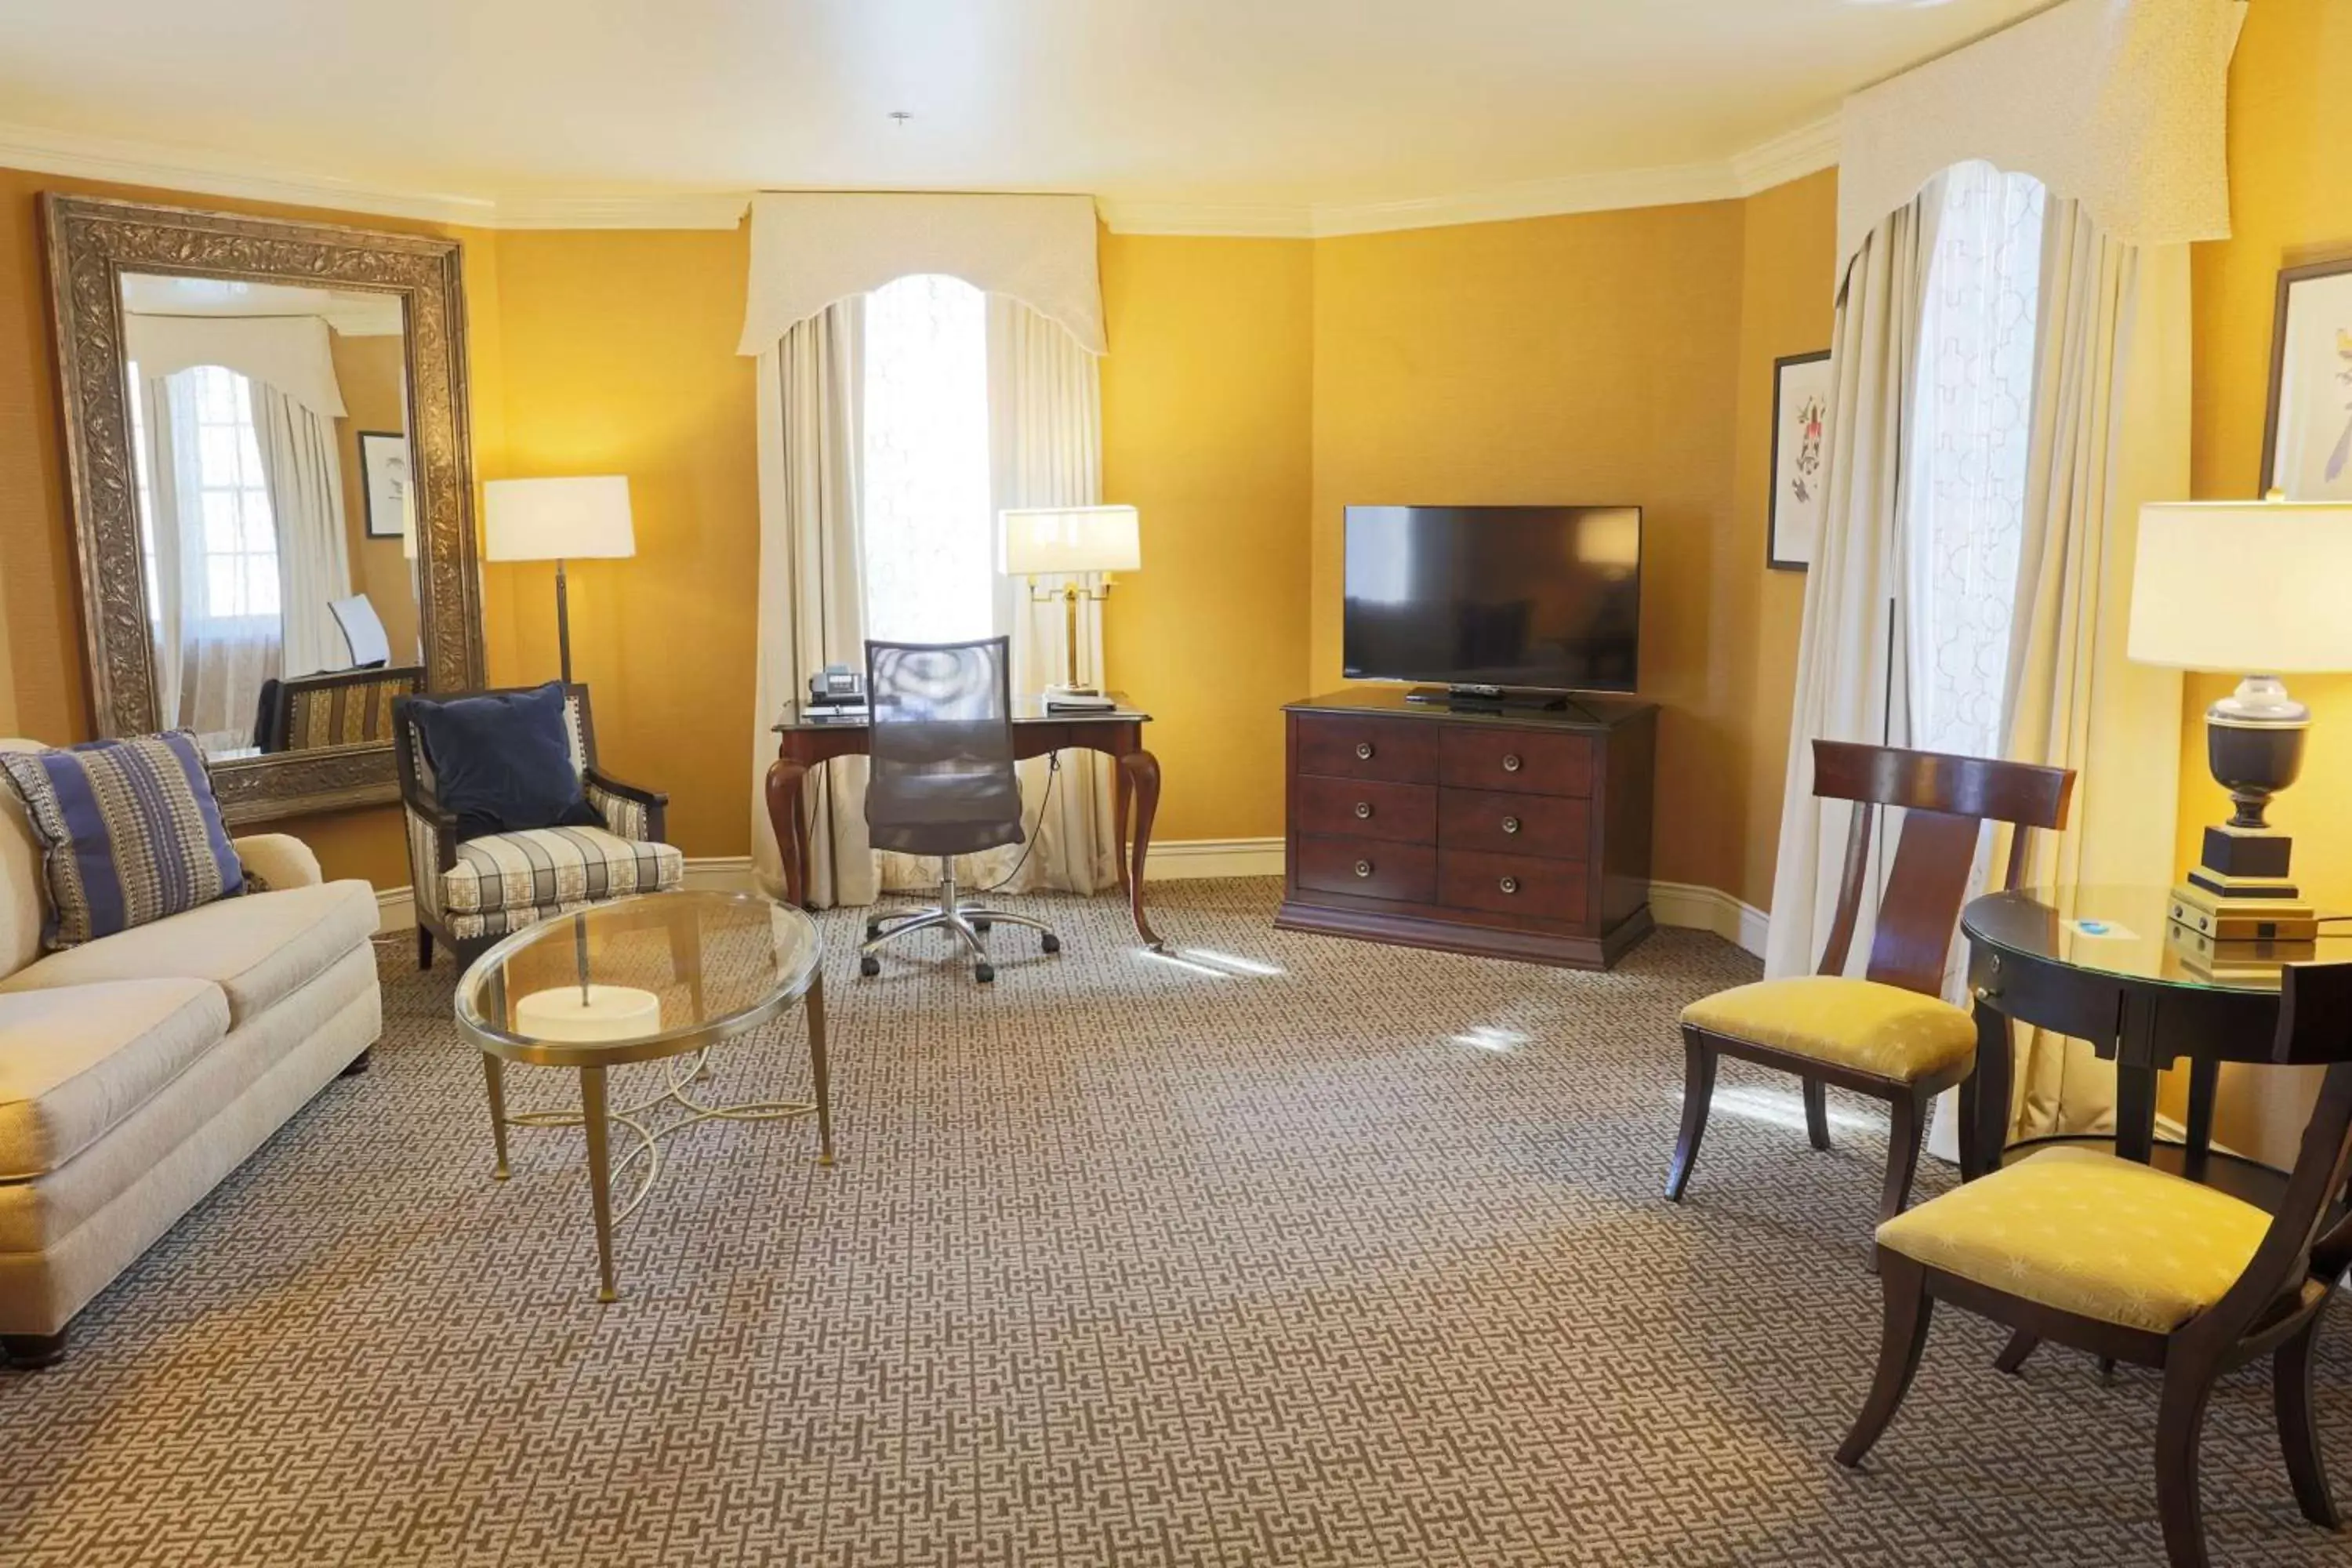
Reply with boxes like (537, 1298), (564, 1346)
(806, 664), (866, 718)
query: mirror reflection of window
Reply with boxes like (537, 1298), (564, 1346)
(118, 273), (423, 756)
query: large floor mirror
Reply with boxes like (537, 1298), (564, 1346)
(44, 196), (485, 823)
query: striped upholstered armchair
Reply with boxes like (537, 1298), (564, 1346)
(390, 683), (681, 969)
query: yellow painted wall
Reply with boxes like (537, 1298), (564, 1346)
(2180, 0), (2352, 912)
(2174, 0), (2352, 1163)
(1100, 233), (1314, 842)
(481, 229), (762, 859)
(1309, 201), (1758, 896)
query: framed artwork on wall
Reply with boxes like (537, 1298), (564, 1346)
(2262, 253), (2352, 499)
(1768, 350), (1832, 571)
(358, 430), (412, 539)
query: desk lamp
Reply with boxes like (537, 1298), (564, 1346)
(2129, 496), (2352, 939)
(1000, 505), (1142, 710)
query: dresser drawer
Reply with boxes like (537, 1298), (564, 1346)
(1297, 775), (1436, 844)
(1295, 835), (1437, 903)
(1439, 849), (1589, 924)
(1439, 788), (1591, 858)
(1439, 728), (1593, 797)
(1295, 714), (1439, 783)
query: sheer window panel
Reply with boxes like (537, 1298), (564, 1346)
(862, 274), (994, 644)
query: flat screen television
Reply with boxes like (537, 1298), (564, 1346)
(1342, 505), (1642, 694)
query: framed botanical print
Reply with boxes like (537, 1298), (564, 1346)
(358, 430), (412, 539)
(2262, 253), (2352, 499)
(1768, 350), (1831, 570)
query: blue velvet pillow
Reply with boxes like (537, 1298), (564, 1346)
(408, 682), (599, 842)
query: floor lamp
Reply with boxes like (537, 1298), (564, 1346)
(484, 477), (636, 685)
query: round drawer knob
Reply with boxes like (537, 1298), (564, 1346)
(1501, 753), (1523, 773)
(1498, 876), (1519, 895)
(1356, 741), (1375, 760)
(1502, 815), (1522, 835)
(1354, 801), (1372, 819)
(1354, 859), (1374, 878)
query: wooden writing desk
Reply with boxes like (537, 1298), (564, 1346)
(769, 697), (1166, 950)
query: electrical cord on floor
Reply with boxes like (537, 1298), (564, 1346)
(978, 751), (1058, 895)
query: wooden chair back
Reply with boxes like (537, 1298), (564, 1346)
(1810, 739), (2077, 996)
(2194, 963), (2352, 1349)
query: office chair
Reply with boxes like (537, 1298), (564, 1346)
(859, 636), (1060, 984)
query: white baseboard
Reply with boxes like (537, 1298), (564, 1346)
(369, 840), (1286, 934)
(375, 848), (1771, 960)
(1648, 879), (1770, 960)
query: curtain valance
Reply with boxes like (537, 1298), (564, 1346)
(1836, 0), (2245, 273)
(737, 192), (1105, 358)
(121, 314), (348, 422)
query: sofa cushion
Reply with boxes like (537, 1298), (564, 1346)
(441, 826), (682, 916)
(0, 980), (229, 1180)
(0, 880), (376, 1029)
(0, 731), (247, 950)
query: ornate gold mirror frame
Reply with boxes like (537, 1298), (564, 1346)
(42, 194), (485, 823)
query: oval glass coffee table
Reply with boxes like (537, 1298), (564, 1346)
(454, 890), (832, 1302)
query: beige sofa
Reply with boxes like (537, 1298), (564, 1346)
(0, 742), (382, 1366)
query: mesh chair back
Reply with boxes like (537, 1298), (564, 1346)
(863, 637), (1023, 858)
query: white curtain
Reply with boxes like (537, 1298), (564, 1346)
(144, 372), (279, 750)
(1992, 203), (2190, 1142)
(750, 299), (876, 906)
(1762, 184), (1943, 983)
(250, 381), (354, 677)
(985, 296), (1119, 895)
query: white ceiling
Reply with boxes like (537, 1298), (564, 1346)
(0, 0), (2053, 232)
(119, 274), (405, 336)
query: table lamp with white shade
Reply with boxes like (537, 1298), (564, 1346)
(999, 504), (1142, 711)
(2128, 495), (2352, 937)
(484, 476), (635, 685)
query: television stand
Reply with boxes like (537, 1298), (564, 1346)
(1403, 685), (1599, 720)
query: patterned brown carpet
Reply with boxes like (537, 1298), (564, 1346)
(2, 878), (2347, 1566)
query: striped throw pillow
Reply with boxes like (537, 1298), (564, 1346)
(0, 731), (246, 950)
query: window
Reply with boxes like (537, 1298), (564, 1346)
(131, 361), (283, 627)
(862, 274), (993, 643)
(183, 365), (281, 622)
(1904, 162), (2048, 758)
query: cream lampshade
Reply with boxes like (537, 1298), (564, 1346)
(999, 504), (1142, 707)
(2129, 495), (2352, 932)
(484, 476), (635, 684)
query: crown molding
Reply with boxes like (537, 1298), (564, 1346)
(1091, 198), (1316, 239)
(0, 119), (496, 226)
(2, 111), (1841, 240)
(490, 193), (750, 230)
(1305, 156), (1740, 238)
(1729, 112), (1842, 197)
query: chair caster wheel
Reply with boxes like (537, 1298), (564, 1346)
(858, 954), (880, 978)
(975, 962), (995, 983)
(973, 918), (992, 933)
(1042, 933), (1061, 953)
(865, 920), (881, 940)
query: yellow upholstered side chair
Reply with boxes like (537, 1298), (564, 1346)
(1838, 960), (2352, 1568)
(1668, 741), (2074, 1222)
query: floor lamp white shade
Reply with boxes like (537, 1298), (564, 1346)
(484, 476), (635, 683)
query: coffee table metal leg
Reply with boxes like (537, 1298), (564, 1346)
(807, 971), (835, 1167)
(482, 1054), (511, 1181)
(579, 1065), (619, 1303)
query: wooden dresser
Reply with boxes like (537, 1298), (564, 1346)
(1276, 690), (1657, 970)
